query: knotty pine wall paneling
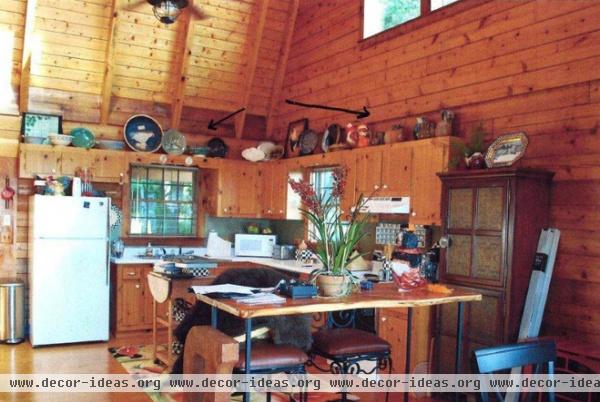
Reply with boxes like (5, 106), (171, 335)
(276, 0), (600, 346)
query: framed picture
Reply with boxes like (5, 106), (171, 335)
(285, 118), (308, 157)
(20, 112), (63, 139)
(485, 132), (529, 168)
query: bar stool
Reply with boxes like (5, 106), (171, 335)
(309, 327), (392, 402)
(234, 341), (309, 402)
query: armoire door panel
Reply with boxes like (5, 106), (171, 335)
(448, 188), (473, 230)
(472, 235), (504, 282)
(476, 186), (505, 231)
(446, 234), (472, 277)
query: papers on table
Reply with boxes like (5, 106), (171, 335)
(189, 284), (286, 305)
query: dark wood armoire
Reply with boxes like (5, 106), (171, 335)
(435, 168), (554, 373)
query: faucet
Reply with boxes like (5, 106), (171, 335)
(160, 248), (167, 256)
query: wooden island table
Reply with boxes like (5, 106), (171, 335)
(195, 282), (482, 402)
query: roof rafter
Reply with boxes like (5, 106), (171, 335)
(234, 0), (271, 139)
(100, 0), (119, 124)
(266, 0), (299, 140)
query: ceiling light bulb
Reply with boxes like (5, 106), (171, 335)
(153, 0), (182, 24)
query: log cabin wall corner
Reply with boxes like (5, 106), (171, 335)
(275, 0), (600, 346)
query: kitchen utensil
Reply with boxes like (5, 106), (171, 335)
(70, 127), (96, 149)
(124, 115), (163, 153)
(162, 129), (187, 155)
(1, 177), (15, 208)
(48, 134), (72, 146)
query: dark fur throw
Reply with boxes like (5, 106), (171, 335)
(171, 267), (313, 374)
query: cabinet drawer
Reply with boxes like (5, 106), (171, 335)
(121, 267), (142, 280)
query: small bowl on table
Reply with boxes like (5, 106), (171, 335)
(48, 134), (73, 146)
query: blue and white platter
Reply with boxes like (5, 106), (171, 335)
(124, 115), (163, 153)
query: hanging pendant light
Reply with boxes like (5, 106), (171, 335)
(149, 0), (188, 24)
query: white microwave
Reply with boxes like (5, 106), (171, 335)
(234, 234), (277, 257)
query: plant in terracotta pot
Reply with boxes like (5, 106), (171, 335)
(452, 123), (488, 169)
(288, 167), (371, 297)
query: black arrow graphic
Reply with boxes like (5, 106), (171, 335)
(285, 99), (370, 119)
(208, 107), (246, 130)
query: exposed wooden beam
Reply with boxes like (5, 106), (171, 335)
(266, 0), (299, 140)
(170, 3), (196, 129)
(100, 0), (119, 124)
(234, 0), (270, 139)
(19, 0), (37, 113)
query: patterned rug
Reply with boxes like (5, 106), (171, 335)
(108, 344), (295, 402)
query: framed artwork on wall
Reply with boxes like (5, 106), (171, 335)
(20, 112), (63, 140)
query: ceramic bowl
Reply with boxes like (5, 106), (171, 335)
(48, 134), (72, 146)
(23, 136), (46, 144)
(241, 147), (266, 162)
(70, 127), (96, 149)
(96, 139), (125, 150)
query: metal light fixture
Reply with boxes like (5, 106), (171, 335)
(149, 0), (188, 24)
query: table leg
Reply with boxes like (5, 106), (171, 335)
(404, 307), (413, 402)
(211, 306), (218, 328)
(243, 318), (252, 402)
(454, 302), (465, 402)
(167, 298), (173, 367)
(152, 299), (157, 362)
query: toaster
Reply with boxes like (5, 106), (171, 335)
(272, 244), (295, 260)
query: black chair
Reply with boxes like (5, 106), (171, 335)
(473, 339), (557, 402)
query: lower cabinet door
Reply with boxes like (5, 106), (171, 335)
(378, 307), (431, 374)
(119, 279), (145, 328)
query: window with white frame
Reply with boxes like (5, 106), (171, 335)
(363, 0), (461, 38)
(307, 168), (339, 242)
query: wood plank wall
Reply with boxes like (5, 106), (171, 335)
(0, 0), (294, 153)
(276, 0), (600, 346)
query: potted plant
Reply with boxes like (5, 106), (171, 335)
(289, 167), (371, 296)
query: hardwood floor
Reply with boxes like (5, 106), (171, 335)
(0, 332), (159, 402)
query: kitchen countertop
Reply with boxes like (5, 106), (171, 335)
(112, 254), (371, 277)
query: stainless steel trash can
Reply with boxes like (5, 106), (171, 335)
(0, 278), (25, 344)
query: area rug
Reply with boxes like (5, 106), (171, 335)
(108, 345), (296, 402)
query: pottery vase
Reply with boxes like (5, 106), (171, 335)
(316, 275), (349, 297)
(465, 152), (486, 169)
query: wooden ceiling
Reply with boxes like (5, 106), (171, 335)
(1, 0), (299, 139)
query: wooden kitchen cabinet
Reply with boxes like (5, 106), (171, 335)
(19, 144), (126, 183)
(210, 160), (260, 218)
(111, 264), (167, 335)
(258, 161), (288, 219)
(377, 307), (432, 374)
(354, 147), (384, 197)
(436, 168), (553, 373)
(19, 144), (61, 177)
(409, 137), (459, 225)
(381, 144), (412, 197)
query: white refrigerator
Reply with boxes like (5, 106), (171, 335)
(28, 195), (110, 346)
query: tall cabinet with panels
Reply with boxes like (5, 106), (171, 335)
(435, 168), (553, 373)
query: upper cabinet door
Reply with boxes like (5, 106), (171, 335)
(354, 147), (384, 197)
(381, 144), (412, 196)
(19, 145), (61, 178)
(235, 163), (259, 217)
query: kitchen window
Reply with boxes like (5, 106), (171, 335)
(307, 168), (340, 242)
(129, 165), (198, 237)
(363, 0), (461, 38)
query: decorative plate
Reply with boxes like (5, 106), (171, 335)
(207, 137), (228, 158)
(257, 141), (276, 160)
(124, 115), (163, 153)
(241, 147), (266, 162)
(322, 123), (343, 152)
(70, 127), (96, 149)
(484, 132), (529, 168)
(162, 129), (187, 155)
(299, 129), (319, 156)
